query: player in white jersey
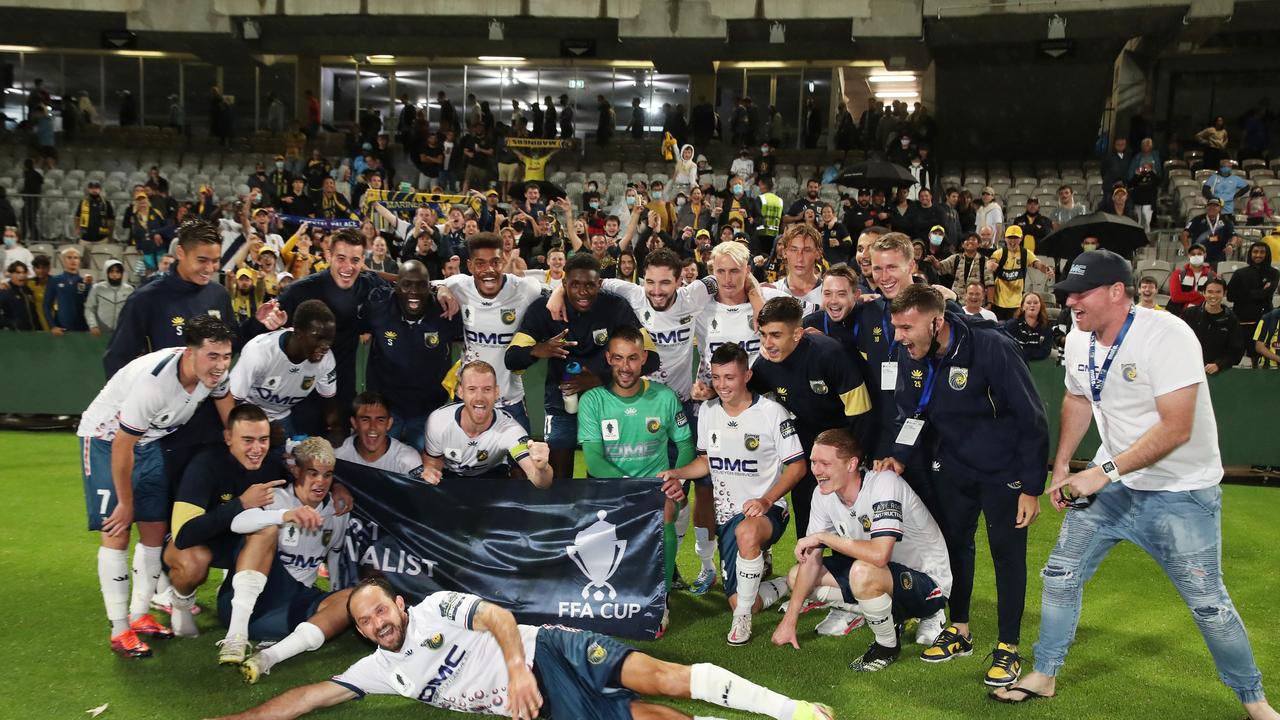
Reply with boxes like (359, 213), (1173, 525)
(334, 391), (425, 478)
(694, 240), (787, 393)
(773, 429), (952, 675)
(661, 343), (805, 646)
(423, 361), (552, 487)
(213, 577), (837, 720)
(436, 233), (546, 429)
(77, 314), (235, 658)
(230, 299), (339, 439)
(232, 437), (358, 685)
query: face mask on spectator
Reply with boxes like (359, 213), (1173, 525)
(3, 234), (15, 248)
(1219, 166), (1231, 176)
(733, 184), (744, 195)
(676, 197), (686, 207)
(1081, 242), (1098, 252)
(929, 233), (943, 247)
(275, 161), (284, 170)
(590, 201), (600, 210)
(1189, 254), (1205, 267)
(625, 196), (636, 206)
(653, 190), (663, 200)
(760, 146), (768, 154)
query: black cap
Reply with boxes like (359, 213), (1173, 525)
(1055, 249), (1133, 294)
(87, 180), (101, 188)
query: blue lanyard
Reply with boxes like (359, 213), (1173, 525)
(1087, 308), (1136, 404)
(914, 360), (940, 417)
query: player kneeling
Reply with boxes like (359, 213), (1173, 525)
(213, 578), (835, 720)
(231, 437), (353, 684)
(661, 343), (804, 646)
(772, 429), (952, 673)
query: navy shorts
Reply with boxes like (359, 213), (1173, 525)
(544, 412), (579, 450)
(500, 401), (531, 433)
(217, 559), (329, 641)
(81, 437), (167, 531)
(207, 533), (246, 572)
(390, 412), (428, 453)
(821, 555), (947, 621)
(532, 626), (636, 720)
(717, 505), (789, 595)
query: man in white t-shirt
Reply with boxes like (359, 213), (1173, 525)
(213, 577), (836, 720)
(661, 343), (805, 646)
(993, 250), (1279, 719)
(334, 391), (424, 478)
(772, 225), (824, 315)
(230, 299), (339, 441)
(960, 281), (996, 321)
(772, 428), (951, 675)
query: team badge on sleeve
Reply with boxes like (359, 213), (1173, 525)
(809, 380), (829, 395)
(674, 411), (689, 427)
(424, 332), (441, 348)
(301, 376), (315, 391)
(744, 434), (760, 451)
(948, 367), (969, 390)
(779, 419), (796, 438)
(859, 514), (872, 532)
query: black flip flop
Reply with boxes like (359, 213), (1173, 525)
(989, 686), (1053, 704)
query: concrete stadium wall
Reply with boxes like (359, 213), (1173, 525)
(3, 332), (1277, 466)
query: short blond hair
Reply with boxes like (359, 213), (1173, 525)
(780, 224), (822, 254)
(870, 232), (913, 263)
(710, 239), (750, 267)
(293, 437), (335, 468)
(60, 246), (82, 259)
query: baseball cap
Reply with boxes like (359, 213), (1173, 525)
(982, 186), (995, 196)
(133, 190), (148, 200)
(1004, 225), (1023, 239)
(87, 180), (102, 188)
(695, 228), (711, 239)
(1054, 249), (1133, 294)
(1206, 197), (1222, 206)
(257, 246), (277, 256)
(929, 224), (945, 234)
(235, 268), (256, 280)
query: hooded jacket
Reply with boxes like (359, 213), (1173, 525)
(85, 260), (135, 333)
(672, 144), (698, 187)
(1226, 241), (1278, 324)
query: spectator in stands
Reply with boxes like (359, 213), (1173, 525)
(2, 226), (31, 280)
(1168, 243), (1216, 315)
(304, 150), (333, 195)
(85, 259), (133, 336)
(912, 189), (948, 246)
(1136, 275), (1165, 311)
(956, 188), (977, 234)
(691, 97), (715, 148)
(1182, 197), (1238, 263)
(644, 181), (677, 234)
(1051, 185), (1088, 230)
(1128, 137), (1161, 178)
(145, 166), (169, 195)
(1204, 161), (1250, 214)
(1244, 187), (1273, 226)
(1226, 241), (1277, 366)
(44, 246), (89, 334)
(541, 95), (558, 139)
(75, 180), (115, 245)
(756, 141), (778, 185)
(1011, 197), (1053, 253)
(729, 148), (755, 187)
(718, 176), (759, 232)
(975, 186), (1004, 239)
(987, 226), (1054, 320)
(938, 187), (962, 246)
(194, 185), (221, 221)
(626, 97), (645, 139)
(676, 185), (712, 233)
(1182, 278), (1244, 375)
(595, 95), (614, 146)
(927, 231), (992, 300)
(1100, 137), (1132, 191)
(365, 235), (398, 274)
(317, 177), (356, 220)
(842, 187), (876, 234)
(26, 254), (51, 329)
(558, 95), (575, 139)
(786, 179), (823, 226)
(672, 144), (698, 194)
(960, 281), (996, 321)
(0, 260), (38, 330)
(1004, 291), (1053, 362)
(1104, 186), (1139, 222)
(1253, 301), (1280, 368)
(19, 159), (42, 243)
(802, 95), (821, 149)
(819, 204), (852, 265)
(887, 187), (916, 236)
(126, 191), (172, 271)
(1127, 162), (1159, 231)
(834, 102), (856, 153)
(1195, 116), (1229, 169)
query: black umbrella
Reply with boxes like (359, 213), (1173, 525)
(1038, 211), (1148, 260)
(509, 179), (567, 202)
(834, 161), (916, 191)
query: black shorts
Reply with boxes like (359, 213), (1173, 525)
(821, 554), (947, 621)
(216, 559), (329, 641)
(532, 626), (636, 720)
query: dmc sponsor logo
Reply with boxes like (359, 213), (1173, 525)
(652, 327), (692, 345)
(709, 456), (759, 474)
(418, 646), (467, 703)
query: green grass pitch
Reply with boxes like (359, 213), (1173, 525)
(2, 429), (1276, 719)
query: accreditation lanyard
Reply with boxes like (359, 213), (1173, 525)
(1087, 308), (1136, 404)
(895, 360), (939, 447)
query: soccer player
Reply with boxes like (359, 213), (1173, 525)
(78, 313), (235, 658)
(878, 284), (1047, 687)
(212, 578), (835, 720)
(232, 437), (355, 684)
(694, 240), (786, 389)
(436, 232), (547, 429)
(801, 264), (864, 360)
(578, 327), (694, 630)
(163, 404), (292, 663)
(333, 391), (425, 477)
(423, 361), (553, 487)
(358, 259), (461, 451)
(230, 299), (339, 442)
(506, 252), (657, 479)
(773, 225), (826, 314)
(774, 429), (951, 673)
(748, 296), (871, 541)
(661, 343), (803, 645)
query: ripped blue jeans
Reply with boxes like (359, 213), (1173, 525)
(1033, 482), (1266, 703)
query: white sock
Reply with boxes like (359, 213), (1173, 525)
(694, 527), (716, 572)
(154, 570), (172, 603)
(733, 553), (764, 617)
(690, 663), (796, 720)
(812, 586), (847, 605)
(129, 544), (163, 620)
(858, 592), (897, 648)
(757, 578), (788, 611)
(97, 547), (130, 636)
(258, 621), (325, 672)
(170, 587), (199, 637)
(227, 570), (268, 639)
(676, 501), (691, 545)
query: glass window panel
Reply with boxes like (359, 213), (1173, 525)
(260, 61), (295, 132)
(103, 56), (140, 127)
(773, 73), (803, 149)
(63, 54), (102, 130)
(143, 58), (180, 128)
(182, 62), (218, 139)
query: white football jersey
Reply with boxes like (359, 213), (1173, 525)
(697, 395), (803, 526)
(262, 484), (347, 586)
(336, 435), (424, 479)
(230, 329), (337, 421)
(775, 276), (823, 316)
(78, 347), (229, 444)
(603, 277), (716, 401)
(694, 286), (787, 384)
(331, 591), (540, 715)
(424, 404), (531, 477)
(444, 273), (545, 406)
(808, 470), (953, 598)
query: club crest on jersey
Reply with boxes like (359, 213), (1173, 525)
(424, 332), (440, 348)
(587, 641), (608, 665)
(744, 434), (760, 451)
(809, 380), (828, 395)
(911, 368), (924, 389)
(679, 315), (693, 325)
(859, 514), (872, 532)
(383, 330), (398, 346)
(501, 309), (517, 325)
(593, 328), (609, 345)
(154, 411), (175, 427)
(301, 376), (315, 391)
(948, 367), (969, 391)
(424, 632), (445, 650)
(872, 325), (883, 338)
(477, 449), (490, 462)
(1122, 363), (1138, 382)
(321, 529), (334, 546)
(646, 417), (662, 434)
(900, 572), (914, 590)
(263, 376), (281, 390)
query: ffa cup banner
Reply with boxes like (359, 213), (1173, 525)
(504, 137), (574, 150)
(335, 461), (667, 639)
